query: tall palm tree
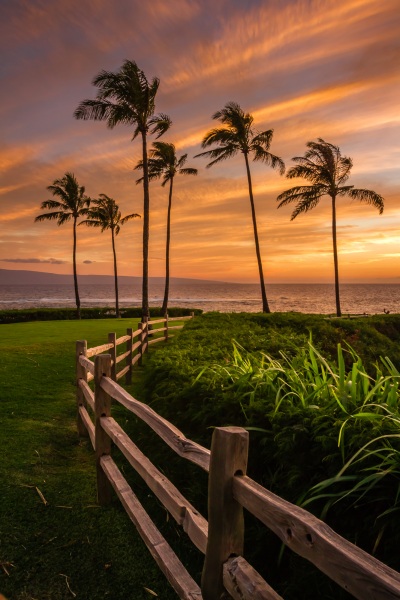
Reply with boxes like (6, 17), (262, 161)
(195, 102), (285, 313)
(80, 194), (140, 318)
(35, 172), (90, 319)
(135, 142), (197, 316)
(277, 139), (384, 317)
(74, 60), (171, 319)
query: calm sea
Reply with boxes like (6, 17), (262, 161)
(0, 282), (399, 315)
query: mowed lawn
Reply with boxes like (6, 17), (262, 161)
(0, 319), (178, 600)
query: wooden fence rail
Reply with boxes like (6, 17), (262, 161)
(76, 326), (400, 600)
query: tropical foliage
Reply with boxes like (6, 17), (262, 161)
(195, 102), (285, 313)
(35, 172), (90, 319)
(277, 139), (384, 317)
(74, 60), (171, 318)
(135, 141), (197, 315)
(80, 194), (140, 317)
(142, 312), (400, 598)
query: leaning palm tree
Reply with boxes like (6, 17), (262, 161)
(35, 172), (90, 319)
(195, 102), (285, 313)
(135, 142), (197, 316)
(74, 60), (171, 319)
(277, 139), (384, 317)
(80, 194), (140, 318)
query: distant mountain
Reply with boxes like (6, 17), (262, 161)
(0, 268), (228, 286)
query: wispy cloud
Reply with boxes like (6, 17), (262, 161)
(0, 0), (398, 282)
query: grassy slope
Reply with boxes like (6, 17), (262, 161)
(0, 319), (178, 600)
(141, 312), (400, 599)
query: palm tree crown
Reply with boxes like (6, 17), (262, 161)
(195, 102), (285, 313)
(195, 101), (285, 173)
(35, 172), (90, 225)
(74, 60), (171, 138)
(277, 138), (384, 219)
(277, 139), (384, 316)
(74, 60), (171, 319)
(135, 141), (197, 316)
(80, 194), (140, 318)
(82, 194), (140, 234)
(136, 141), (198, 186)
(35, 172), (90, 319)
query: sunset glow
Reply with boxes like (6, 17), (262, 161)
(1, 0), (399, 283)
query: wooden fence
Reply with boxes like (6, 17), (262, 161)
(76, 320), (400, 600)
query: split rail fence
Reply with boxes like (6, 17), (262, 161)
(76, 317), (400, 600)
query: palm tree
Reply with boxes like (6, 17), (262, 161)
(195, 102), (285, 313)
(135, 142), (197, 316)
(277, 139), (384, 317)
(74, 60), (171, 319)
(80, 195), (140, 318)
(35, 172), (90, 319)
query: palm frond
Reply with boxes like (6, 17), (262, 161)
(149, 113), (172, 138)
(39, 199), (66, 211)
(199, 127), (238, 149)
(277, 185), (323, 206)
(252, 146), (285, 174)
(179, 167), (198, 176)
(79, 219), (105, 230)
(119, 213), (141, 225)
(35, 211), (69, 223)
(348, 188), (384, 214)
(74, 99), (120, 124)
(286, 162), (328, 185)
(290, 195), (321, 220)
(251, 129), (273, 149)
(194, 144), (239, 168)
(176, 154), (188, 169)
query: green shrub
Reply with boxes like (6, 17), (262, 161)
(0, 306), (202, 324)
(141, 313), (400, 599)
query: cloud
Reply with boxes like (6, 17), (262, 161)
(0, 257), (67, 264)
(83, 260), (95, 264)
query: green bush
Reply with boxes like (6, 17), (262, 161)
(141, 313), (400, 599)
(0, 306), (202, 324)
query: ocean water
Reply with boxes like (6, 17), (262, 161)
(0, 282), (399, 315)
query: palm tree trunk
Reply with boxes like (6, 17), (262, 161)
(141, 130), (150, 320)
(244, 153), (270, 313)
(72, 217), (81, 319)
(161, 178), (173, 316)
(331, 194), (341, 317)
(111, 228), (120, 318)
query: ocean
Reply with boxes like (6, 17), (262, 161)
(0, 282), (399, 315)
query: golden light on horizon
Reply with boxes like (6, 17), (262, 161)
(0, 0), (398, 284)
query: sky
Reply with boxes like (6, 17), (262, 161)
(1, 0), (399, 284)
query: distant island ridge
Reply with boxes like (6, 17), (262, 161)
(0, 269), (398, 286)
(0, 268), (233, 287)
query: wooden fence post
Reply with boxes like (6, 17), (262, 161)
(108, 332), (117, 381)
(201, 427), (249, 600)
(144, 316), (149, 353)
(94, 354), (113, 505)
(125, 327), (133, 385)
(76, 340), (88, 438)
(165, 313), (169, 342)
(191, 311), (194, 319)
(138, 321), (144, 366)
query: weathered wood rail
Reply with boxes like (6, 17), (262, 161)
(76, 323), (400, 600)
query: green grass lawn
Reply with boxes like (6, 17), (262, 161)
(4, 313), (400, 600)
(0, 319), (179, 600)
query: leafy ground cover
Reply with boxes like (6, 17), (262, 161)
(142, 312), (400, 599)
(0, 318), (181, 600)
